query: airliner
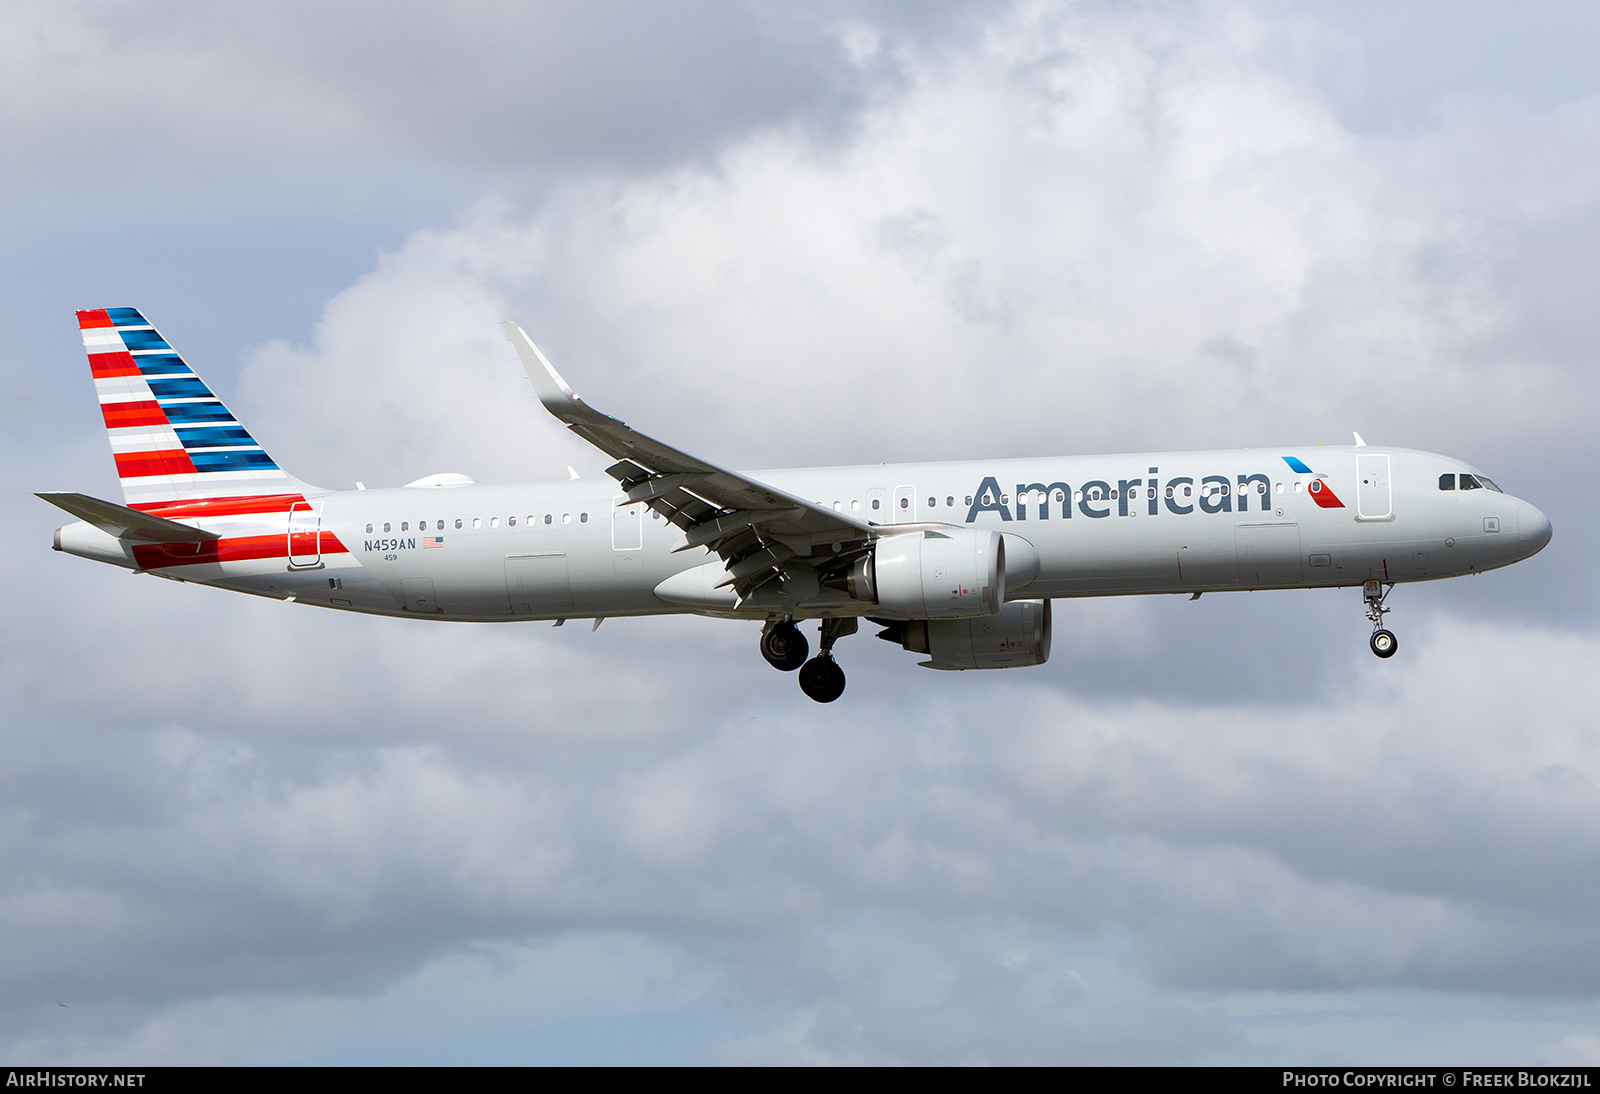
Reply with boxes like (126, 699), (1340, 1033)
(42, 308), (1552, 702)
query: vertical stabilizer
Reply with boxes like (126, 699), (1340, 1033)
(78, 308), (314, 506)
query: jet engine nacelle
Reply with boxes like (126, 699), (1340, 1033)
(880, 599), (1053, 670)
(844, 528), (1005, 618)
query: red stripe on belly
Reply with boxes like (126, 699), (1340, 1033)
(133, 533), (350, 570)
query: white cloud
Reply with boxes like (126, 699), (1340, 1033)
(234, 1), (1600, 489)
(9, 0), (1600, 1065)
(0, 0), (850, 199)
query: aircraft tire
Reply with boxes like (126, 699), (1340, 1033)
(799, 656), (846, 703)
(1370, 629), (1398, 659)
(761, 621), (809, 671)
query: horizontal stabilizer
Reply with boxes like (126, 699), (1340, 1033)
(36, 492), (221, 542)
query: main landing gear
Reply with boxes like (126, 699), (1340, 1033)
(761, 617), (856, 702)
(760, 619), (809, 671)
(1364, 580), (1398, 659)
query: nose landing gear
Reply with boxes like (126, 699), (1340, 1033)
(1364, 580), (1398, 659)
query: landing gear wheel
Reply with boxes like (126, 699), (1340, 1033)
(1370, 629), (1398, 659)
(761, 621), (809, 671)
(798, 656), (846, 703)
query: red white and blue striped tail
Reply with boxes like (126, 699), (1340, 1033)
(78, 307), (314, 506)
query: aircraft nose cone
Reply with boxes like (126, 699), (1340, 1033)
(1520, 502), (1553, 555)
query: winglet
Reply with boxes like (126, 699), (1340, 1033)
(1352, 431), (1368, 447)
(504, 322), (584, 419)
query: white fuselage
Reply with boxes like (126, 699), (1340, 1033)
(55, 445), (1552, 623)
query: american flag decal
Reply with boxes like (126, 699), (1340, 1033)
(423, 536), (444, 548)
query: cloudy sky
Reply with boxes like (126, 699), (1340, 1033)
(5, 0), (1600, 1064)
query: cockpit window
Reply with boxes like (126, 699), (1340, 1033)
(1439, 474), (1455, 490)
(1478, 477), (1503, 493)
(1460, 475), (1481, 491)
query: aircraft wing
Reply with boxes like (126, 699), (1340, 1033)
(37, 492), (221, 542)
(505, 323), (875, 597)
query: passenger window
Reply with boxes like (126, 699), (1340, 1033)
(872, 499), (880, 510)
(580, 512), (588, 523)
(851, 500), (860, 511)
(1439, 474), (1455, 490)
(1256, 482), (1266, 494)
(365, 523), (373, 533)
(1164, 487), (1173, 498)
(1461, 475), (1482, 491)
(947, 496), (955, 506)
(927, 497), (935, 507)
(455, 519), (463, 529)
(473, 518), (482, 528)
(1274, 482), (1283, 493)
(545, 514), (552, 525)
(1292, 481), (1302, 493)
(964, 496), (973, 506)
(509, 516), (516, 527)
(490, 517), (499, 528)
(833, 501), (842, 511)
(383, 522), (391, 533)
(1053, 490), (1064, 503)
(562, 513), (571, 524)
(437, 521), (444, 530)
(401, 522), (408, 531)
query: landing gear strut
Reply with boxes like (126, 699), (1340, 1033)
(760, 618), (808, 671)
(1364, 580), (1398, 659)
(798, 618), (857, 703)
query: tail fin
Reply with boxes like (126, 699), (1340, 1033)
(78, 307), (314, 506)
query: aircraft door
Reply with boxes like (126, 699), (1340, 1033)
(287, 500), (321, 568)
(867, 488), (886, 520)
(1235, 521), (1303, 587)
(1356, 454), (1393, 521)
(401, 577), (440, 613)
(506, 553), (574, 613)
(611, 494), (644, 575)
(893, 485), (917, 524)
(611, 495), (642, 550)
